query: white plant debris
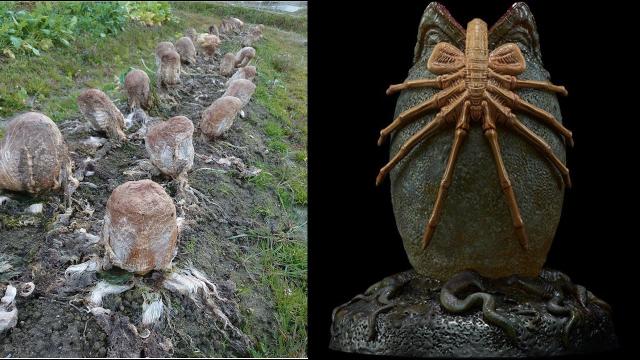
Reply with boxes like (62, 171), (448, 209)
(124, 112), (135, 130)
(89, 306), (112, 316)
(19, 282), (35, 297)
(0, 196), (9, 206)
(0, 285), (18, 332)
(176, 217), (185, 232)
(74, 228), (101, 245)
(162, 266), (253, 351)
(53, 206), (74, 228)
(65, 257), (102, 279)
(25, 203), (43, 214)
(141, 293), (164, 327)
(1, 285), (16, 304)
(81, 136), (107, 149)
(0, 260), (12, 274)
(163, 266), (246, 342)
(213, 156), (261, 178)
(86, 280), (133, 308)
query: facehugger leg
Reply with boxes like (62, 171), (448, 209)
(488, 83), (574, 147)
(489, 70), (568, 96)
(386, 69), (465, 95)
(378, 83), (465, 145)
(376, 93), (468, 186)
(481, 101), (529, 250)
(487, 96), (571, 189)
(421, 101), (470, 249)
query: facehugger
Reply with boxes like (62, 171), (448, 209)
(377, 19), (572, 250)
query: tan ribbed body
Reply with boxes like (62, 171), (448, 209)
(464, 19), (489, 118)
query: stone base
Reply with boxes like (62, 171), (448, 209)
(330, 269), (618, 357)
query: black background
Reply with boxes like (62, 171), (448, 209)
(309, 1), (635, 358)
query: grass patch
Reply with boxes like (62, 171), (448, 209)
(182, 236), (197, 255)
(0, 2), (174, 60)
(0, 20), (182, 119)
(248, 169), (275, 189)
(268, 139), (289, 154)
(254, 203), (276, 219)
(292, 150), (307, 163)
(264, 120), (285, 139)
(245, 226), (307, 357)
(215, 181), (236, 197)
(171, 1), (307, 34)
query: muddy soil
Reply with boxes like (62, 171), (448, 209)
(0, 28), (306, 357)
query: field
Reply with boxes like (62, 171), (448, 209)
(0, 1), (307, 357)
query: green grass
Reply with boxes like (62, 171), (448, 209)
(171, 1), (307, 34)
(0, 12), (184, 119)
(215, 181), (236, 197)
(253, 28), (307, 142)
(183, 236), (197, 255)
(244, 226), (307, 358)
(250, 22), (308, 209)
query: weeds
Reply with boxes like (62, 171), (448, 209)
(171, 1), (307, 34)
(0, 2), (174, 59)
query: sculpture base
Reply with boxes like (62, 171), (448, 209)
(330, 269), (617, 357)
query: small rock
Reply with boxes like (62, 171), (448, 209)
(26, 203), (43, 214)
(200, 96), (243, 138)
(81, 136), (107, 149)
(145, 116), (195, 179)
(124, 69), (151, 112)
(103, 180), (178, 274)
(77, 89), (127, 141)
(53, 207), (73, 228)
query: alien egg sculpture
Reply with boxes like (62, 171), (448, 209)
(379, 2), (569, 280)
(198, 34), (220, 57)
(234, 47), (255, 68)
(77, 89), (127, 141)
(200, 96), (243, 138)
(0, 112), (77, 195)
(223, 79), (255, 107)
(225, 66), (257, 87)
(185, 28), (197, 42)
(103, 179), (178, 274)
(155, 41), (175, 67)
(158, 50), (181, 87)
(124, 69), (151, 111)
(145, 116), (194, 179)
(175, 37), (197, 64)
(242, 25), (264, 47)
(220, 53), (237, 76)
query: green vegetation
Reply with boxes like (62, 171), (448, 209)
(243, 224), (307, 358)
(0, 2), (174, 59)
(171, 1), (307, 34)
(0, 1), (177, 118)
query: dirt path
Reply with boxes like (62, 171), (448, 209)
(0, 27), (306, 357)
